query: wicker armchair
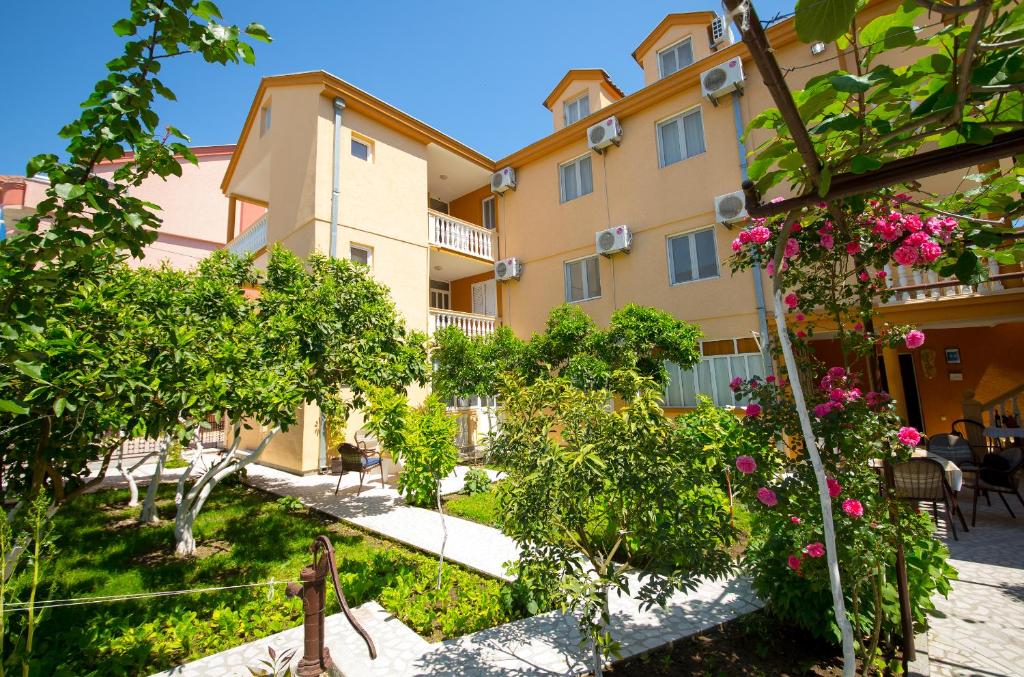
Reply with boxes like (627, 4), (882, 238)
(968, 447), (1024, 526)
(331, 432), (384, 496)
(891, 457), (968, 540)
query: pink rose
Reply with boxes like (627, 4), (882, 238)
(787, 555), (803, 572)
(898, 426), (921, 447)
(904, 330), (925, 349)
(854, 322), (864, 332)
(784, 293), (799, 309)
(795, 313), (806, 322)
(731, 238), (743, 252)
(748, 226), (771, 245)
(757, 487), (778, 507)
(729, 376), (744, 391)
(820, 233), (835, 250)
(813, 402), (833, 417)
(784, 238), (800, 258)
(739, 230), (752, 244)
(796, 330), (807, 339)
(766, 375), (776, 383)
(920, 240), (942, 263)
(790, 515), (801, 524)
(735, 455), (757, 474)
(845, 241), (862, 255)
(893, 245), (919, 266)
(745, 403), (762, 417)
(827, 477), (841, 498)
(805, 542), (825, 558)
(858, 271), (870, 282)
(842, 499), (864, 518)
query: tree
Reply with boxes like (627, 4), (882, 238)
(491, 370), (737, 677)
(0, 0), (270, 505)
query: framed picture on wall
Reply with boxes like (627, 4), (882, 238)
(944, 347), (961, 364)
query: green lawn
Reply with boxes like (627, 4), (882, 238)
(444, 485), (501, 528)
(10, 482), (527, 677)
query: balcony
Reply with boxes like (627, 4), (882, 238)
(880, 259), (1012, 305)
(226, 213), (267, 257)
(430, 309), (496, 337)
(428, 210), (495, 261)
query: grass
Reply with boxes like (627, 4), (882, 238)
(9, 482), (528, 677)
(444, 485), (501, 528)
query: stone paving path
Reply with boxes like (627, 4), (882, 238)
(152, 576), (761, 677)
(245, 463), (519, 580)
(926, 490), (1024, 677)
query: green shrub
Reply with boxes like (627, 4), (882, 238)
(462, 468), (491, 495)
(445, 489), (500, 527)
(164, 440), (190, 469)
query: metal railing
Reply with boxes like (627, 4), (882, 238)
(427, 210), (495, 261)
(226, 212), (268, 257)
(429, 309), (496, 337)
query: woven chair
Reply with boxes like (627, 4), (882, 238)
(891, 457), (968, 540)
(952, 418), (998, 464)
(968, 447), (1024, 526)
(331, 434), (384, 496)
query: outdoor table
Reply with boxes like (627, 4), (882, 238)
(871, 451), (963, 492)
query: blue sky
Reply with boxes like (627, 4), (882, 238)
(0, 1), (795, 175)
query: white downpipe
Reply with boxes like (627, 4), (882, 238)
(773, 290), (856, 676)
(329, 97), (346, 259)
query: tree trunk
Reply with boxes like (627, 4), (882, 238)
(773, 291), (856, 677)
(172, 424), (278, 557)
(436, 478), (447, 590)
(139, 437), (169, 524)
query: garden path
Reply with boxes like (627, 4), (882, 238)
(924, 491), (1024, 677)
(243, 463), (519, 580)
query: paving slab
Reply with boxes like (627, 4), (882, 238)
(926, 489), (1024, 677)
(245, 463), (519, 581)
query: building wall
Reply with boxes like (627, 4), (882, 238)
(639, 21), (716, 86)
(548, 78), (618, 132)
(450, 271), (502, 316)
(449, 184), (494, 228)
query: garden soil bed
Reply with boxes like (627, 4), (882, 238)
(609, 609), (894, 676)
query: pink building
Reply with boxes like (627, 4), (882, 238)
(1, 145), (252, 269)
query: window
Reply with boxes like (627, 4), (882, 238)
(667, 228), (719, 285)
(563, 94), (590, 126)
(482, 196), (496, 230)
(657, 108), (706, 167)
(430, 280), (450, 310)
(559, 154), (593, 203)
(260, 106), (271, 135)
(564, 256), (601, 302)
(664, 339), (764, 408)
(351, 136), (372, 162)
(350, 244), (372, 267)
(658, 38), (694, 78)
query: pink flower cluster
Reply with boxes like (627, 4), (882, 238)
(872, 211), (956, 267)
(813, 367), (861, 417)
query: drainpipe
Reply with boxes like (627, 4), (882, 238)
(321, 97), (346, 471)
(731, 91), (774, 377)
(329, 97), (346, 259)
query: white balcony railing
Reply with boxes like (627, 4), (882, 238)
(881, 258), (1007, 304)
(428, 210), (495, 261)
(430, 309), (496, 337)
(226, 213), (268, 257)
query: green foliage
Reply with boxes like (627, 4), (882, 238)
(363, 391), (458, 508)
(164, 440), (189, 469)
(7, 484), (525, 676)
(433, 303), (701, 401)
(491, 369), (737, 668)
(273, 496), (306, 514)
(0, 0), (270, 451)
(795, 0), (861, 43)
(445, 487), (501, 527)
(462, 468), (491, 496)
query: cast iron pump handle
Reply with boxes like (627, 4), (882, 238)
(285, 535), (376, 676)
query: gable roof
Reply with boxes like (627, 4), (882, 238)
(542, 69), (625, 111)
(221, 71), (495, 192)
(631, 12), (718, 65)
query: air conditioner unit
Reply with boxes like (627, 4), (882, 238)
(494, 257), (523, 282)
(701, 59), (744, 106)
(709, 15), (733, 50)
(491, 167), (516, 193)
(596, 225), (633, 256)
(587, 116), (622, 153)
(715, 191), (748, 226)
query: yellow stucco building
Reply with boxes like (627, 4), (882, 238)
(222, 2), (1024, 474)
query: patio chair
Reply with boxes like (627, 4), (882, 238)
(952, 418), (999, 464)
(927, 433), (975, 469)
(968, 447), (1024, 526)
(890, 457), (968, 540)
(331, 438), (384, 496)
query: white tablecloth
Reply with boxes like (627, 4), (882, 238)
(915, 450), (963, 493)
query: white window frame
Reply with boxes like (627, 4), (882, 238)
(666, 226), (720, 286)
(657, 37), (695, 78)
(564, 255), (601, 303)
(663, 347), (764, 408)
(350, 244), (373, 267)
(351, 135), (373, 162)
(260, 105), (271, 135)
(656, 107), (706, 168)
(481, 196), (496, 230)
(563, 93), (590, 126)
(559, 153), (594, 204)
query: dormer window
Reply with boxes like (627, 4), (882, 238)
(563, 94), (590, 126)
(658, 37), (694, 78)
